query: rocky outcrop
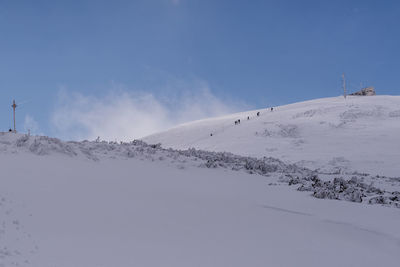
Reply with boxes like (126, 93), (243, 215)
(350, 87), (376, 96)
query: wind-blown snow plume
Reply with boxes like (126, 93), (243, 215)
(50, 87), (244, 141)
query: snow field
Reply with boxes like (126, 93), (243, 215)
(0, 133), (400, 266)
(2, 153), (400, 267)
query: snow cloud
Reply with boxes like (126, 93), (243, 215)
(50, 85), (245, 142)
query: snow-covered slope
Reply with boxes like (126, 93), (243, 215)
(1, 133), (400, 266)
(144, 95), (400, 176)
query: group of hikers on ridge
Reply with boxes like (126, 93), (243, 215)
(234, 107), (273, 126)
(210, 107), (274, 137)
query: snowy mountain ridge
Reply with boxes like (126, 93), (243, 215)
(144, 95), (400, 177)
(2, 104), (400, 266)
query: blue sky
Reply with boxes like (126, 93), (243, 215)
(0, 0), (399, 140)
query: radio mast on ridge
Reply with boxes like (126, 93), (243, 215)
(11, 100), (17, 133)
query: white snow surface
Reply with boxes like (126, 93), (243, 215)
(1, 132), (400, 266)
(144, 95), (400, 176)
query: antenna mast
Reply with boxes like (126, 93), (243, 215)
(12, 100), (17, 133)
(342, 73), (347, 99)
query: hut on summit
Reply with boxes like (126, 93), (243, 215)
(350, 87), (376, 96)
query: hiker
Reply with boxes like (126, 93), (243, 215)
(238, 119), (241, 124)
(247, 116), (250, 120)
(257, 112), (260, 116)
(271, 107), (274, 112)
(235, 120), (237, 125)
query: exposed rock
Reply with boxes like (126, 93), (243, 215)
(350, 87), (376, 96)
